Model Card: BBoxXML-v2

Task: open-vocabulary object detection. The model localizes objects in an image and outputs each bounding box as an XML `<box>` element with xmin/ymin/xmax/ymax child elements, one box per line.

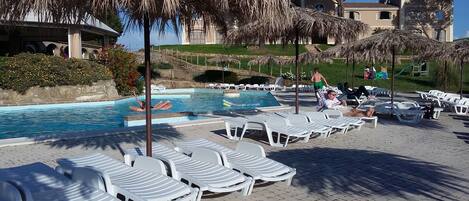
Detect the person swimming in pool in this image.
<box><xmin>129</xmin><ymin>92</ymin><xmax>172</xmax><ymax>112</ymax></box>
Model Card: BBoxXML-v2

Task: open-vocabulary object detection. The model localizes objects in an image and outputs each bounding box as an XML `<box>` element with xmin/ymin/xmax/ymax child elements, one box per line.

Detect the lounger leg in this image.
<box><xmin>241</xmin><ymin>177</ymin><xmax>253</xmax><ymax>196</ymax></box>
<box><xmin>285</xmin><ymin>176</ymin><xmax>293</xmax><ymax>186</ymax></box>
<box><xmin>239</xmin><ymin>124</ymin><xmax>248</xmax><ymax>140</ymax></box>
<box><xmin>225</xmin><ymin>122</ymin><xmax>234</xmax><ymax>140</ymax></box>
<box><xmin>195</xmin><ymin>190</ymin><xmax>203</xmax><ymax>201</ymax></box>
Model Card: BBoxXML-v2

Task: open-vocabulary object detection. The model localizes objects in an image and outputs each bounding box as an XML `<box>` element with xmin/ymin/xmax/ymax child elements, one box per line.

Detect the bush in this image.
<box><xmin>432</xmin><ymin>62</ymin><xmax>460</xmax><ymax>90</ymax></box>
<box><xmin>137</xmin><ymin>63</ymin><xmax>162</xmax><ymax>78</ymax></box>
<box><xmin>281</xmin><ymin>72</ymin><xmax>309</xmax><ymax>80</ymax></box>
<box><xmin>98</xmin><ymin>47</ymin><xmax>140</xmax><ymax>96</ymax></box>
<box><xmin>0</xmin><ymin>53</ymin><xmax>112</xmax><ymax>94</ymax></box>
<box><xmin>237</xmin><ymin>76</ymin><xmax>270</xmax><ymax>84</ymax></box>
<box><xmin>193</xmin><ymin>70</ymin><xmax>238</xmax><ymax>83</ymax></box>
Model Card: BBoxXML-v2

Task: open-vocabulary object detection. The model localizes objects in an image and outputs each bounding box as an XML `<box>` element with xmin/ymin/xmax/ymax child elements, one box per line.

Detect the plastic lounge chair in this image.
<box><xmin>453</xmin><ymin>98</ymin><xmax>469</xmax><ymax>115</ymax></box>
<box><xmin>124</xmin><ymin>144</ymin><xmax>252</xmax><ymax>201</ymax></box>
<box><xmin>0</xmin><ymin>163</ymin><xmax>118</xmax><ymax>201</ymax></box>
<box><xmin>57</xmin><ymin>153</ymin><xmax>198</xmax><ymax>201</ymax></box>
<box><xmin>301</xmin><ymin>112</ymin><xmax>350</xmax><ymax>135</ymax></box>
<box><xmin>261</xmin><ymin>114</ymin><xmax>312</xmax><ymax>147</ymax></box>
<box><xmin>373</xmin><ymin>102</ymin><xmax>424</xmax><ymax>124</ymax></box>
<box><xmin>275</xmin><ymin>112</ymin><xmax>334</xmax><ymax>137</ymax></box>
<box><xmin>322</xmin><ymin>109</ymin><xmax>365</xmax><ymax>130</ymax></box>
<box><xmin>175</xmin><ymin>139</ymin><xmax>296</xmax><ymax>195</ymax></box>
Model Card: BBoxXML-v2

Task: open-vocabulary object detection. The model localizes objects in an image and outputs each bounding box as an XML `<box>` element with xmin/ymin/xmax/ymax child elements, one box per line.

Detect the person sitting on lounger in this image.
<box><xmin>325</xmin><ymin>90</ymin><xmax>375</xmax><ymax>117</ymax></box>
<box><xmin>130</xmin><ymin>92</ymin><xmax>172</xmax><ymax>112</ymax></box>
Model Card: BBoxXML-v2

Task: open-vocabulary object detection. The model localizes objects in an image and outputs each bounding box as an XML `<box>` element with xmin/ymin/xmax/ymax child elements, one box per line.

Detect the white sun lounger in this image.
<box><xmin>275</xmin><ymin>112</ymin><xmax>333</xmax><ymax>137</ymax></box>
<box><xmin>322</xmin><ymin>109</ymin><xmax>365</xmax><ymax>130</ymax></box>
<box><xmin>0</xmin><ymin>162</ymin><xmax>118</xmax><ymax>201</ymax></box>
<box><xmin>300</xmin><ymin>112</ymin><xmax>350</xmax><ymax>135</ymax></box>
<box><xmin>124</xmin><ymin>143</ymin><xmax>252</xmax><ymax>201</ymax></box>
<box><xmin>57</xmin><ymin>153</ymin><xmax>198</xmax><ymax>201</ymax></box>
<box><xmin>176</xmin><ymin>139</ymin><xmax>296</xmax><ymax>195</ymax></box>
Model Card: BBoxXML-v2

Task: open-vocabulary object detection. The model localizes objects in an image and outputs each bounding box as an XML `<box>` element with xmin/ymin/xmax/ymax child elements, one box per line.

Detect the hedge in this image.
<box><xmin>0</xmin><ymin>53</ymin><xmax>112</xmax><ymax>94</ymax></box>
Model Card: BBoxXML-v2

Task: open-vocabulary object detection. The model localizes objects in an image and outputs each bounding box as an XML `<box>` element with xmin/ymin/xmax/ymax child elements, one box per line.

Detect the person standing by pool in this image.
<box><xmin>311</xmin><ymin>68</ymin><xmax>330</xmax><ymax>103</ymax></box>
<box><xmin>311</xmin><ymin>68</ymin><xmax>330</xmax><ymax>91</ymax></box>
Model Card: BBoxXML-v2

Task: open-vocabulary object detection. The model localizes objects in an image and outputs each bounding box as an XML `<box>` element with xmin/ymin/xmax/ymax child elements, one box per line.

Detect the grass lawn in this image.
<box><xmin>155</xmin><ymin>44</ymin><xmax>312</xmax><ymax>56</ymax></box>
<box><xmin>177</xmin><ymin>54</ymin><xmax>469</xmax><ymax>93</ymax></box>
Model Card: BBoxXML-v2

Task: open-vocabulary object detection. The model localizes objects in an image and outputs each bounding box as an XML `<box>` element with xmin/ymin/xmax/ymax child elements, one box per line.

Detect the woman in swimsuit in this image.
<box><xmin>129</xmin><ymin>92</ymin><xmax>172</xmax><ymax>112</ymax></box>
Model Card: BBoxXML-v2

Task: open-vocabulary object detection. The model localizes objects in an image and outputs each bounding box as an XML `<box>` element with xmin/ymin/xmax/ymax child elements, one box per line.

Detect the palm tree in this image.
<box><xmin>1</xmin><ymin>0</ymin><xmax>293</xmax><ymax>156</ymax></box>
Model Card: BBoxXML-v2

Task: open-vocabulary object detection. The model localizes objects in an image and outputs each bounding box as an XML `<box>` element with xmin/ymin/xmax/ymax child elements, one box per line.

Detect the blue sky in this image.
<box><xmin>117</xmin><ymin>0</ymin><xmax>469</xmax><ymax>50</ymax></box>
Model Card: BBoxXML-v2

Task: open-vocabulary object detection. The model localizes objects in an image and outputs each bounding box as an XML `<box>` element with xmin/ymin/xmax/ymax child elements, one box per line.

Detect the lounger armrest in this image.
<box><xmin>152</xmin><ymin>154</ymin><xmax>180</xmax><ymax>180</ymax></box>
<box><xmin>71</xmin><ymin>167</ymin><xmax>114</xmax><ymax>195</ymax></box>
<box><xmin>235</xmin><ymin>141</ymin><xmax>266</xmax><ymax>158</ymax></box>
<box><xmin>191</xmin><ymin>147</ymin><xmax>224</xmax><ymax>166</ymax></box>
<box><xmin>132</xmin><ymin>156</ymin><xmax>168</xmax><ymax>176</ymax></box>
<box><xmin>1</xmin><ymin>180</ymin><xmax>34</xmax><ymax>201</ymax></box>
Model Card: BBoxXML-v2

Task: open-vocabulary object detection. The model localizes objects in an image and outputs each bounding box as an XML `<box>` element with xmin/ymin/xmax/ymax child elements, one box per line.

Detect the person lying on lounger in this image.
<box><xmin>324</xmin><ymin>90</ymin><xmax>375</xmax><ymax>117</ymax></box>
<box><xmin>130</xmin><ymin>92</ymin><xmax>172</xmax><ymax>112</ymax></box>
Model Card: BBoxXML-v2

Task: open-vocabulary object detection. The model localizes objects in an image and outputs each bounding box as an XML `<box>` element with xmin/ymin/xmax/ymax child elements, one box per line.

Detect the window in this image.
<box><xmin>349</xmin><ymin>12</ymin><xmax>360</xmax><ymax>20</ymax></box>
<box><xmin>315</xmin><ymin>4</ymin><xmax>325</xmax><ymax>12</ymax></box>
<box><xmin>379</xmin><ymin>11</ymin><xmax>392</xmax><ymax>20</ymax></box>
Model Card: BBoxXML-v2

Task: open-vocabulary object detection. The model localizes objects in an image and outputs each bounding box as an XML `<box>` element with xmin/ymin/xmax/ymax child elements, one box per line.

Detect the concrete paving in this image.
<box><xmin>1</xmin><ymin>92</ymin><xmax>469</xmax><ymax>201</ymax></box>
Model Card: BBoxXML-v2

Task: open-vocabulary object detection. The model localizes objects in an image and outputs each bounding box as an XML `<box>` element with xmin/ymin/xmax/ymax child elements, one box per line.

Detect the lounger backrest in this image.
<box><xmin>126</xmin><ymin>144</ymin><xmax>190</xmax><ymax>165</ymax></box>
<box><xmin>304</xmin><ymin>112</ymin><xmax>327</xmax><ymax>121</ymax></box>
<box><xmin>284</xmin><ymin>113</ymin><xmax>309</xmax><ymax>124</ymax></box>
<box><xmin>58</xmin><ymin>153</ymin><xmax>130</xmax><ymax>177</ymax></box>
<box><xmin>323</xmin><ymin>109</ymin><xmax>343</xmax><ymax>118</ymax></box>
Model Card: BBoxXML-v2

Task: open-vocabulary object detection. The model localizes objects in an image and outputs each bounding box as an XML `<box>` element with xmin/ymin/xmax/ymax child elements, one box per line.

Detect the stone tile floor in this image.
<box><xmin>1</xmin><ymin>92</ymin><xmax>469</xmax><ymax>201</ymax></box>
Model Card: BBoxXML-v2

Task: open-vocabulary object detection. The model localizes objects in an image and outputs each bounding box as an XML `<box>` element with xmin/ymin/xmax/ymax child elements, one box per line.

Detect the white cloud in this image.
<box><xmin>466</xmin><ymin>30</ymin><xmax>469</xmax><ymax>37</ymax></box>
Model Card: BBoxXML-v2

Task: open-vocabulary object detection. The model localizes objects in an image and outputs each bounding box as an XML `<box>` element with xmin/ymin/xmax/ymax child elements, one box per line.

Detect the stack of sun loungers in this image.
<box><xmin>224</xmin><ymin>110</ymin><xmax>374</xmax><ymax>147</ymax></box>
<box><xmin>1</xmin><ymin>139</ymin><xmax>296</xmax><ymax>201</ymax></box>
<box><xmin>416</xmin><ymin>90</ymin><xmax>468</xmax><ymax>116</ymax></box>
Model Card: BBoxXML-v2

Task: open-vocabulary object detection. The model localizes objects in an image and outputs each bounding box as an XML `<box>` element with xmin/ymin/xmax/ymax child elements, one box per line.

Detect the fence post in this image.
<box><xmin>258</xmin><ymin>64</ymin><xmax>261</xmax><ymax>73</ymax></box>
<box><xmin>197</xmin><ymin>55</ymin><xmax>199</xmax><ymax>65</ymax></box>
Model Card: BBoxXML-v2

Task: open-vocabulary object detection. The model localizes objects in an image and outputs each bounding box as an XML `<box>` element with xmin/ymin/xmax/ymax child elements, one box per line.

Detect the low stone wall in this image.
<box><xmin>0</xmin><ymin>80</ymin><xmax>120</xmax><ymax>105</ymax></box>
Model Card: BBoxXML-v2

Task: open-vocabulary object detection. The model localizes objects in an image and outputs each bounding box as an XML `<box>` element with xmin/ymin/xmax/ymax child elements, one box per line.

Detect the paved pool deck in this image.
<box><xmin>1</xmin><ymin>92</ymin><xmax>469</xmax><ymax>201</ymax></box>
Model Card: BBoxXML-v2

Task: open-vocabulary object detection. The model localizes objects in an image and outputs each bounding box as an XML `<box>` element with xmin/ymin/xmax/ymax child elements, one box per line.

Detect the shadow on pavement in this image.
<box><xmin>41</xmin><ymin>124</ymin><xmax>184</xmax><ymax>155</ymax></box>
<box><xmin>268</xmin><ymin>148</ymin><xmax>469</xmax><ymax>200</ymax></box>
<box><xmin>453</xmin><ymin>132</ymin><xmax>469</xmax><ymax>144</ymax></box>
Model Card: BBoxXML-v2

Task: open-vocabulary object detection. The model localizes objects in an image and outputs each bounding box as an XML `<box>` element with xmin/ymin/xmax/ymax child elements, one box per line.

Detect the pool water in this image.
<box><xmin>0</xmin><ymin>90</ymin><xmax>279</xmax><ymax>139</ymax></box>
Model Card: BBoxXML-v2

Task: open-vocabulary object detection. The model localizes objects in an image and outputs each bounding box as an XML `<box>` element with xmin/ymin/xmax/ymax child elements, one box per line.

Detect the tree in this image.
<box><xmin>403</xmin><ymin>0</ymin><xmax>453</xmax><ymax>41</ymax></box>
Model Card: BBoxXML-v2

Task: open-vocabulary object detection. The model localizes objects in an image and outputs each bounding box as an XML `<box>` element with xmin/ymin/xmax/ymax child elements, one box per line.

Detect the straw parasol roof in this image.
<box><xmin>207</xmin><ymin>55</ymin><xmax>240</xmax><ymax>64</ymax></box>
<box><xmin>224</xmin><ymin>6</ymin><xmax>369</xmax><ymax>45</ymax></box>
<box><xmin>336</xmin><ymin>29</ymin><xmax>441</xmax><ymax>62</ymax></box>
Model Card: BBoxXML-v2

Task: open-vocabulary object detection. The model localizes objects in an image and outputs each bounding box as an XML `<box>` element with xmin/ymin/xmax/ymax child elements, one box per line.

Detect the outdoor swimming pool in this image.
<box><xmin>0</xmin><ymin>89</ymin><xmax>280</xmax><ymax>139</ymax></box>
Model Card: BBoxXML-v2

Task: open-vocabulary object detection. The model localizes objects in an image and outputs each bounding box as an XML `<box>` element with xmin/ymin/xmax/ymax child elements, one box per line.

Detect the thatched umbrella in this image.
<box><xmin>427</xmin><ymin>40</ymin><xmax>469</xmax><ymax>98</ymax></box>
<box><xmin>207</xmin><ymin>55</ymin><xmax>240</xmax><ymax>83</ymax></box>
<box><xmin>328</xmin><ymin>29</ymin><xmax>441</xmax><ymax>108</ymax></box>
<box><xmin>1</xmin><ymin>0</ymin><xmax>293</xmax><ymax>156</ymax></box>
<box><xmin>225</xmin><ymin>6</ymin><xmax>368</xmax><ymax>114</ymax></box>
<box><xmin>248</xmin><ymin>54</ymin><xmax>286</xmax><ymax>76</ymax></box>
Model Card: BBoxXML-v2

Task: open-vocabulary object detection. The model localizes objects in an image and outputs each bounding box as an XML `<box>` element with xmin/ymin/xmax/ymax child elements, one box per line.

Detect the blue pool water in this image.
<box><xmin>0</xmin><ymin>89</ymin><xmax>279</xmax><ymax>139</ymax></box>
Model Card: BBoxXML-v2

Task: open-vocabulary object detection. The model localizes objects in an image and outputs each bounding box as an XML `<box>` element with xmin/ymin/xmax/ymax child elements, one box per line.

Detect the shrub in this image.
<box><xmin>432</xmin><ymin>62</ymin><xmax>459</xmax><ymax>90</ymax></box>
<box><xmin>281</xmin><ymin>72</ymin><xmax>308</xmax><ymax>80</ymax></box>
<box><xmin>0</xmin><ymin>53</ymin><xmax>112</xmax><ymax>94</ymax></box>
<box><xmin>137</xmin><ymin>63</ymin><xmax>162</xmax><ymax>78</ymax></box>
<box><xmin>237</xmin><ymin>76</ymin><xmax>270</xmax><ymax>84</ymax></box>
<box><xmin>98</xmin><ymin>47</ymin><xmax>140</xmax><ymax>96</ymax></box>
<box><xmin>193</xmin><ymin>70</ymin><xmax>238</xmax><ymax>83</ymax></box>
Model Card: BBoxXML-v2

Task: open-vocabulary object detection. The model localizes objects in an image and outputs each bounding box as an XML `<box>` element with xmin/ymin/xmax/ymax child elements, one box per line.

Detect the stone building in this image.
<box><xmin>182</xmin><ymin>0</ymin><xmax>453</xmax><ymax>45</ymax></box>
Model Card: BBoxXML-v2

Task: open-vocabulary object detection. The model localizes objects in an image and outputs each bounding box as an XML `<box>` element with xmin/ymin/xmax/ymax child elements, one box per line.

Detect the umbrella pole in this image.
<box><xmin>460</xmin><ymin>59</ymin><xmax>464</xmax><ymax>99</ymax></box>
<box><xmin>295</xmin><ymin>28</ymin><xmax>300</xmax><ymax>114</ymax></box>
<box><xmin>391</xmin><ymin>47</ymin><xmax>396</xmax><ymax>113</ymax></box>
<box><xmin>144</xmin><ymin>15</ymin><xmax>153</xmax><ymax>157</ymax></box>
<box><xmin>351</xmin><ymin>55</ymin><xmax>355</xmax><ymax>88</ymax></box>
<box><xmin>346</xmin><ymin>56</ymin><xmax>349</xmax><ymax>83</ymax></box>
